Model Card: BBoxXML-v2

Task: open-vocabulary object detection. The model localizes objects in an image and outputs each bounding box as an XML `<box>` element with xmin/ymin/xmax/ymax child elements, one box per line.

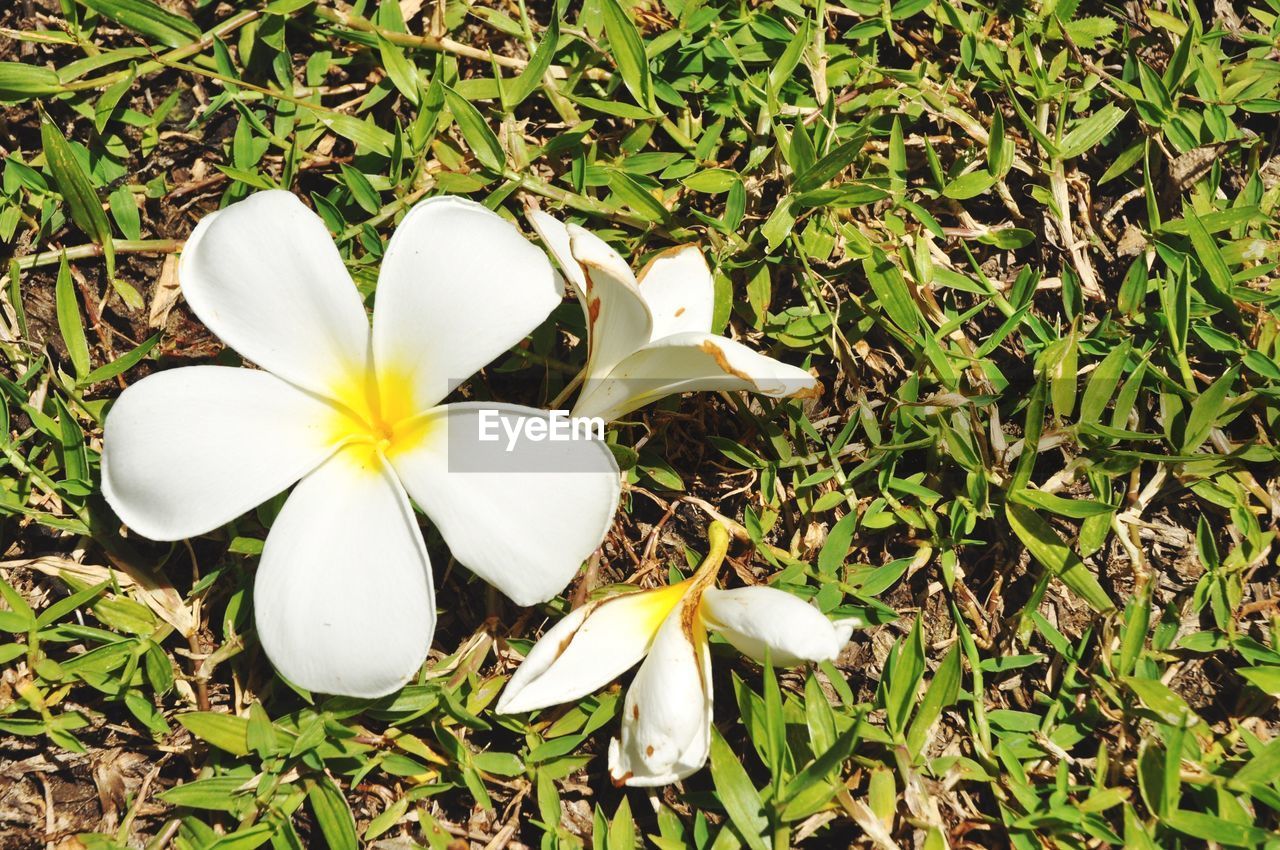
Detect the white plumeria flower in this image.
<box><xmin>497</xmin><ymin>523</ymin><xmax>855</xmax><ymax>786</ymax></box>
<box><xmin>102</xmin><ymin>191</ymin><xmax>621</xmax><ymax>699</ymax></box>
<box><xmin>526</xmin><ymin>211</ymin><xmax>820</xmax><ymax>422</ymax></box>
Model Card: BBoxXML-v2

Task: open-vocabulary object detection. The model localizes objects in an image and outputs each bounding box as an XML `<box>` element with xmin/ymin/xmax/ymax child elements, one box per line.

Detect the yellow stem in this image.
<box><xmin>691</xmin><ymin>522</ymin><xmax>731</xmax><ymax>586</ymax></box>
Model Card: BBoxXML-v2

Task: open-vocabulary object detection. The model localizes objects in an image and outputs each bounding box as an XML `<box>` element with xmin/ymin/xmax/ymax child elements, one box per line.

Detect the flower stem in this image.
<box><xmin>548</xmin><ymin>366</ymin><xmax>586</xmax><ymax>409</ymax></box>
<box><xmin>692</xmin><ymin>521</ymin><xmax>731</xmax><ymax>585</ymax></box>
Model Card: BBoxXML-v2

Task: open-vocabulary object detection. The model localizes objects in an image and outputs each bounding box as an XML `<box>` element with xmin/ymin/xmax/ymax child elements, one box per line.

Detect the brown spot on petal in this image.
<box><xmin>699</xmin><ymin>340</ymin><xmax>752</xmax><ymax>382</ymax></box>
<box><xmin>632</xmin><ymin>704</ymin><xmax>640</xmax><ymax>720</ymax></box>
<box><xmin>611</xmin><ymin>772</ymin><xmax>633</xmax><ymax>787</ymax></box>
<box><xmin>680</xmin><ymin>597</ymin><xmax>698</xmax><ymax>640</ymax></box>
<box><xmin>674</xmin><ymin>307</ymin><xmax>686</xmax><ymax>317</ymax></box>
<box><xmin>588</xmin><ymin>297</ymin><xmax>601</xmax><ymax>326</ymax></box>
<box><xmin>646</xmin><ymin>745</ymin><xmax>655</xmax><ymax>757</ymax></box>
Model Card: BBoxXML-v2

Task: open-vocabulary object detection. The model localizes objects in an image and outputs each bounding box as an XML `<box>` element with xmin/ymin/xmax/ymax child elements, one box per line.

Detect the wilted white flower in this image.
<box><xmin>102</xmin><ymin>191</ymin><xmax>620</xmax><ymax>698</ymax></box>
<box><xmin>497</xmin><ymin>523</ymin><xmax>856</xmax><ymax>786</ymax></box>
<box><xmin>527</xmin><ymin>211</ymin><xmax>819</xmax><ymax>422</ymax></box>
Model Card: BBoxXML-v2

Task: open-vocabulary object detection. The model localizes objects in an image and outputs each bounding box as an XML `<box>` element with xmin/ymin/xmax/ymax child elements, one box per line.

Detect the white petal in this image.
<box><xmin>101</xmin><ymin>366</ymin><xmax>342</xmax><ymax>541</ymax></box>
<box><xmin>179</xmin><ymin>191</ymin><xmax>371</xmax><ymax>398</ymax></box>
<box><xmin>497</xmin><ymin>581</ymin><xmax>690</xmax><ymax>713</ymax></box>
<box><xmin>636</xmin><ymin>245</ymin><xmax>716</xmax><ymax>340</ymax></box>
<box><xmin>608</xmin><ymin>599</ymin><xmax>713</xmax><ymax>786</ymax></box>
<box><xmin>373</xmin><ymin>196</ymin><xmax>561</xmax><ymax>409</ymax></box>
<box><xmin>564</xmin><ymin>225</ymin><xmax>654</xmax><ymax>396</ymax></box>
<box><xmin>701</xmin><ymin>586</ymin><xmax>851</xmax><ymax>666</ymax></box>
<box><xmin>527</xmin><ymin>209</ymin><xmax>587</xmax><ymax>297</ymax></box>
<box><xmin>572</xmin><ymin>331</ymin><xmax>819</xmax><ymax>422</ymax></box>
<box><xmin>386</xmin><ymin>402</ymin><xmax>620</xmax><ymax>607</ymax></box>
<box><xmin>254</xmin><ymin>449</ymin><xmax>435</xmax><ymax>698</ymax></box>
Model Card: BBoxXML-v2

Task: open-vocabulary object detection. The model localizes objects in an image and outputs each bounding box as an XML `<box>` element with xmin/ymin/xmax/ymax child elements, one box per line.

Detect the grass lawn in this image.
<box><xmin>2</xmin><ymin>0</ymin><xmax>1280</xmax><ymax>847</ymax></box>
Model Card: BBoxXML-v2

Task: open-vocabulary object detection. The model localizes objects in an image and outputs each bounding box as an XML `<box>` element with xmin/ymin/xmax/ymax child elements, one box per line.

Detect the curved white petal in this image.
<box><xmin>572</xmin><ymin>331</ymin><xmax>819</xmax><ymax>422</ymax></box>
<box><xmin>386</xmin><ymin>402</ymin><xmax>620</xmax><ymax>607</ymax></box>
<box><xmin>636</xmin><ymin>245</ymin><xmax>715</xmax><ymax>340</ymax></box>
<box><xmin>497</xmin><ymin>582</ymin><xmax>690</xmax><ymax>714</ymax></box>
<box><xmin>101</xmin><ymin>366</ymin><xmax>342</xmax><ymax>541</ymax></box>
<box><xmin>373</xmin><ymin>196</ymin><xmax>561</xmax><ymax>409</ymax></box>
<box><xmin>701</xmin><ymin>586</ymin><xmax>851</xmax><ymax>666</ymax></box>
<box><xmin>527</xmin><ymin>209</ymin><xmax>587</xmax><ymax>298</ymax></box>
<box><xmin>179</xmin><ymin>191</ymin><xmax>371</xmax><ymax>398</ymax></box>
<box><xmin>254</xmin><ymin>449</ymin><xmax>435</xmax><ymax>698</ymax></box>
<box><xmin>565</xmin><ymin>225</ymin><xmax>653</xmax><ymax>395</ymax></box>
<box><xmin>608</xmin><ymin>599</ymin><xmax>713</xmax><ymax>787</ymax></box>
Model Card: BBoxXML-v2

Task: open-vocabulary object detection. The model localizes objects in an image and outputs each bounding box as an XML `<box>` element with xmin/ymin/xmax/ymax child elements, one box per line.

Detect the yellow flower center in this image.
<box><xmin>327</xmin><ymin>364</ymin><xmax>430</xmax><ymax>469</ymax></box>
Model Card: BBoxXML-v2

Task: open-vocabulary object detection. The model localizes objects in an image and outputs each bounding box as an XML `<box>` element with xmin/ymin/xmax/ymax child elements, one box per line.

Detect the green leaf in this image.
<box><xmin>885</xmin><ymin>617</ymin><xmax>926</xmax><ymax>737</ymax></box>
<box><xmin>1238</xmin><ymin>665</ymin><xmax>1280</xmax><ymax>696</ymax></box>
<box><xmin>94</xmin><ymin>64</ymin><xmax>136</xmax><ymax>133</ymax></box>
<box><xmin>794</xmin><ymin>136</ymin><xmax>866</xmax><ymax>193</ymax></box>
<box><xmin>987</xmin><ymin>106</ymin><xmax>1011</xmax><ymax>177</ymax></box>
<box><xmin>1182</xmin><ymin>367</ymin><xmax>1237</xmax><ymax>452</ymax></box>
<box><xmin>906</xmin><ymin>644</ymin><xmax>961</xmax><ymax>759</ymax></box>
<box><xmin>942</xmin><ymin>169</ymin><xmax>997</xmax><ymax>200</ymax></box>
<box><xmin>760</xmin><ymin>655</ymin><xmax>785</xmax><ymax>783</ymax></box>
<box><xmin>818</xmin><ymin>510</ymin><xmax>857</xmax><ymax>574</ymax></box>
<box><xmin>709</xmin><ymin>726</ymin><xmax>769</xmax><ymax>850</ymax></box>
<box><xmin>246</xmin><ymin>701</ymin><xmax>277</xmax><ymax>757</ymax></box>
<box><xmin>1164</xmin><ymin>810</ymin><xmax>1268</xmax><ymax>848</ymax></box>
<box><xmin>55</xmin><ymin>253</ymin><xmax>91</xmax><ymax>379</ymax></box>
<box><xmin>683</xmin><ymin>168</ymin><xmax>739</xmax><ymax>194</ymax></box>
<box><xmin>206</xmin><ymin>823</ymin><xmax>274</xmax><ymax>850</ymax></box>
<box><xmin>338</xmin><ymin>163</ymin><xmax>380</xmax><ymax>214</ymax></box>
<box><xmin>1184</xmin><ymin>207</ymin><xmax>1234</xmax><ymax>293</ymax></box>
<box><xmin>307</xmin><ymin>775</ymin><xmax>359</xmax><ymax>850</ymax></box>
<box><xmin>0</xmin><ymin>578</ymin><xmax>36</xmax><ymax>629</ymax></box>
<box><xmin>1057</xmin><ymin>105</ymin><xmax>1126</xmax><ymax>159</ymax></box>
<box><xmin>1008</xmin><ymin>488</ymin><xmax>1113</xmax><ymax>518</ymax></box>
<box><xmin>0</xmin><ymin>63</ymin><xmax>62</xmax><ymax>99</ymax></box>
<box><xmin>1064</xmin><ymin>15</ymin><xmax>1118</xmax><ymax>44</ymax></box>
<box><xmin>158</xmin><ymin>777</ymin><xmax>250</xmax><ymax>811</ymax></box>
<box><xmin>761</xmin><ymin>194</ymin><xmax>797</xmax><ymax>252</ymax></box>
<box><xmin>609</xmin><ymin>171</ymin><xmax>669</xmax><ymax>222</ymax></box>
<box><xmin>1079</xmin><ymin>338</ymin><xmax>1132</xmax><ymax>424</ymax></box>
<box><xmin>600</xmin><ymin>0</ymin><xmax>654</xmax><ymax>110</ymax></box>
<box><xmin>508</xmin><ymin>12</ymin><xmax>559</xmax><ymax>106</ymax></box>
<box><xmin>709</xmin><ymin>436</ymin><xmax>765</xmax><ymax>469</ymax></box>
<box><xmin>177</xmin><ymin>712</ymin><xmax>250</xmax><ymax>756</ymax></box>
<box><xmin>976</xmin><ymin>227</ymin><xmax>1035</xmax><ymax>249</ymax></box>
<box><xmin>768</xmin><ymin>20</ymin><xmax>809</xmax><ymax>99</ymax></box>
<box><xmin>377</xmin><ymin>36</ymin><xmax>420</xmax><ymax>105</ymax></box>
<box><xmin>108</xmin><ymin>184</ymin><xmax>140</xmax><ymax>240</ymax></box>
<box><xmin>316</xmin><ymin>112</ymin><xmax>394</xmax><ymax>156</ymax></box>
<box><xmin>1005</xmin><ymin>503</ymin><xmax>1115</xmax><ymax>613</ymax></box>
<box><xmin>35</xmin><ymin>580</ymin><xmax>107</xmax><ymax>628</ymax></box>
<box><xmin>862</xmin><ymin>249</ymin><xmax>920</xmax><ymax>333</ymax></box>
<box><xmin>609</xmin><ymin>795</ymin><xmax>637</xmax><ymax>850</ymax></box>
<box><xmin>81</xmin><ymin>332</ymin><xmax>160</xmax><ymax>386</ymax></box>
<box><xmin>41</xmin><ymin>115</ymin><xmax>116</xmax><ymax>278</ymax></box>
<box><xmin>443</xmin><ymin>85</ymin><xmax>505</xmax><ymax>172</ymax></box>
<box><xmin>1044</xmin><ymin>329</ymin><xmax>1079</xmax><ymax>420</ymax></box>
<box><xmin>779</xmin><ymin>722</ymin><xmax>859</xmax><ymax>820</ymax></box>
<box><xmin>81</xmin><ymin>0</ymin><xmax>201</xmax><ymax>49</ymax></box>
